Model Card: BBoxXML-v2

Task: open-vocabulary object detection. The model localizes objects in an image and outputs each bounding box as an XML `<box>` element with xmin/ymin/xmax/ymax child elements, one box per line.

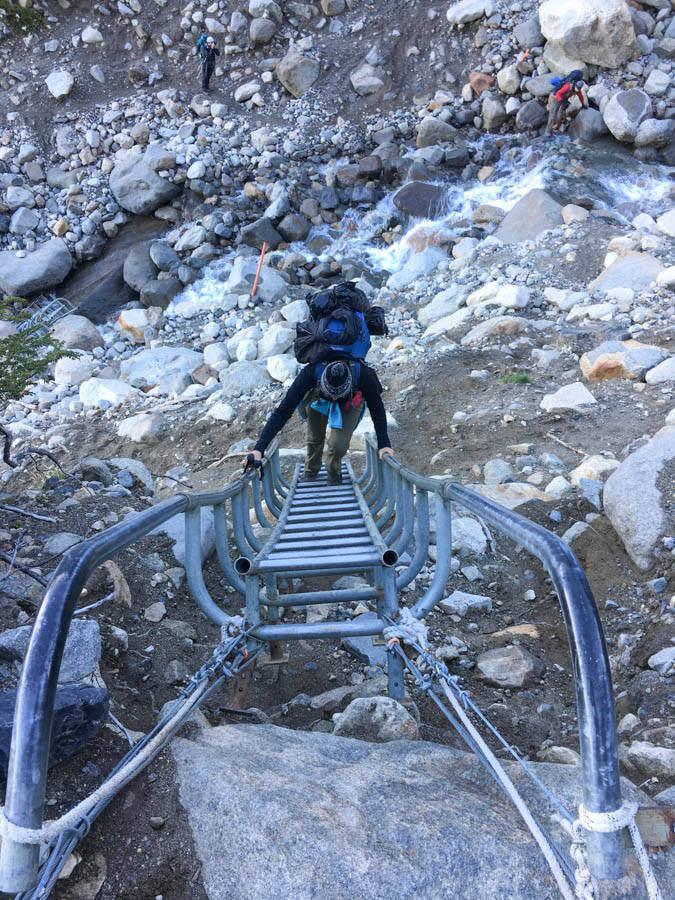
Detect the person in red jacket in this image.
<box><xmin>546</xmin><ymin>71</ymin><xmax>587</xmax><ymax>135</ymax></box>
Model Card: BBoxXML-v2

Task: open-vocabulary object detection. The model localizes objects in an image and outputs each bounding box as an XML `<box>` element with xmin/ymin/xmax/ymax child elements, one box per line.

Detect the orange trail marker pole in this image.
<box><xmin>250</xmin><ymin>241</ymin><xmax>268</xmax><ymax>299</ymax></box>
<box><xmin>517</xmin><ymin>48</ymin><xmax>530</xmax><ymax>64</ymax></box>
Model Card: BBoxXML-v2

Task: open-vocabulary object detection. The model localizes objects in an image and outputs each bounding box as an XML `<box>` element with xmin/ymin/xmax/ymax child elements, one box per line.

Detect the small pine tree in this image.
<box><xmin>0</xmin><ymin>297</ymin><xmax>75</xmax><ymax>404</ymax></box>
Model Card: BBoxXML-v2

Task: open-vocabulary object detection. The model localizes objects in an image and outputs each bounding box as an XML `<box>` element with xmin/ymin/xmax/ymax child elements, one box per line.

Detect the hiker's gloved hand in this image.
<box><xmin>248</xmin><ymin>450</ymin><xmax>263</xmax><ymax>463</ymax></box>
<box><xmin>378</xmin><ymin>447</ymin><xmax>394</xmax><ymax>461</ymax></box>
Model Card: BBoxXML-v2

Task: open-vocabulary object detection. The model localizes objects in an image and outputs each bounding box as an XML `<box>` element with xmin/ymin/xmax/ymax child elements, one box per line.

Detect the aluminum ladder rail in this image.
<box><xmin>0</xmin><ymin>437</ymin><xmax>625</xmax><ymax>893</ymax></box>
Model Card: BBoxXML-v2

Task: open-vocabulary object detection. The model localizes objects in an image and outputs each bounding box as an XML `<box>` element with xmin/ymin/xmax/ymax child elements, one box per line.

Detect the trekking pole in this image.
<box><xmin>250</xmin><ymin>241</ymin><xmax>268</xmax><ymax>299</ymax></box>
<box><xmin>517</xmin><ymin>48</ymin><xmax>530</xmax><ymax>64</ymax></box>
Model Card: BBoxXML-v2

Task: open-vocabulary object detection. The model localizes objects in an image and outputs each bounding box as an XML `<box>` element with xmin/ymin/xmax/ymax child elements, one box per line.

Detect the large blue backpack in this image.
<box><xmin>294</xmin><ymin>282</ymin><xmax>376</xmax><ymax>365</ymax></box>
<box><xmin>197</xmin><ymin>34</ymin><xmax>209</xmax><ymax>57</ymax></box>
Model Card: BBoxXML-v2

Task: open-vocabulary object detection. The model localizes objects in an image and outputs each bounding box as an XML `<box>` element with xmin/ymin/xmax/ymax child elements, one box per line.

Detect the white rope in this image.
<box><xmin>220</xmin><ymin>614</ymin><xmax>245</xmax><ymax>639</ymax></box>
<box><xmin>0</xmin><ymin>679</ymin><xmax>209</xmax><ymax>845</ymax></box>
<box><xmin>437</xmin><ymin>679</ymin><xmax>577</xmax><ymax>900</ymax></box>
<box><xmin>576</xmin><ymin>802</ymin><xmax>664</xmax><ymax>900</ymax></box>
<box><xmin>382</xmin><ymin>607</ymin><xmax>429</xmax><ymax>649</ymax></box>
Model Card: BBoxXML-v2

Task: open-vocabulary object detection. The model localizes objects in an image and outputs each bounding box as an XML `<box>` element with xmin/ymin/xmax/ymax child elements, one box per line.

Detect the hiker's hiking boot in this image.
<box><xmin>300</xmin><ymin>472</ymin><xmax>319</xmax><ymax>483</ymax></box>
<box><xmin>326</xmin><ymin>475</ymin><xmax>343</xmax><ymax>486</ymax></box>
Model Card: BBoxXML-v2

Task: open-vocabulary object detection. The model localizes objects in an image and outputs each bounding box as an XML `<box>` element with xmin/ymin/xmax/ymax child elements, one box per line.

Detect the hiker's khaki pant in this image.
<box><xmin>305</xmin><ymin>400</ymin><xmax>364</xmax><ymax>481</ymax></box>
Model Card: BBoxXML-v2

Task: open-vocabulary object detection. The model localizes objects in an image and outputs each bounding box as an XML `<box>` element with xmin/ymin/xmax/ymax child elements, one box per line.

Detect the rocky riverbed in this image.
<box><xmin>1</xmin><ymin>0</ymin><xmax>675</xmax><ymax>898</ymax></box>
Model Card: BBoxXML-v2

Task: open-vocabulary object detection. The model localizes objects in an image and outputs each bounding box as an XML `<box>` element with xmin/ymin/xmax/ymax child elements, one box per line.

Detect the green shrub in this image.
<box><xmin>499</xmin><ymin>372</ymin><xmax>532</xmax><ymax>385</ymax></box>
<box><xmin>0</xmin><ymin>297</ymin><xmax>75</xmax><ymax>403</ymax></box>
<box><xmin>0</xmin><ymin>1</ymin><xmax>47</xmax><ymax>35</ymax></box>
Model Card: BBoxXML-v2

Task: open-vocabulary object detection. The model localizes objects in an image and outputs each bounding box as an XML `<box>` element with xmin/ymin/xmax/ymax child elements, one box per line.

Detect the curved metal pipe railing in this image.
<box><xmin>0</xmin><ymin>433</ymin><xmax>624</xmax><ymax>891</ymax></box>
<box><xmin>0</xmin><ymin>445</ymin><xmax>280</xmax><ymax>893</ymax></box>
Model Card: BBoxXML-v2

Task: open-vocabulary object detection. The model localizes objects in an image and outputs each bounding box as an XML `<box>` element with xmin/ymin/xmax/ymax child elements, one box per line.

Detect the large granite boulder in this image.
<box><xmin>446</xmin><ymin>0</ymin><xmax>494</xmax><ymax>26</ymax></box>
<box><xmin>588</xmin><ymin>252</ymin><xmax>664</xmax><ymax>294</ymax></box>
<box><xmin>494</xmin><ymin>190</ymin><xmax>563</xmax><ymax>244</ymax></box>
<box><xmin>123</xmin><ymin>243</ymin><xmax>159</xmax><ymax>292</ymax></box>
<box><xmin>604</xmin><ymin>430</ymin><xmax>675</xmax><ymax>569</ymax></box>
<box><xmin>567</xmin><ymin>108</ymin><xmax>608</xmax><ymax>142</ymax></box>
<box><xmin>0</xmin><ymin>239</ymin><xmax>72</xmax><ymax>295</ymax></box>
<box><xmin>171</xmin><ymin>723</ymin><xmax>673</xmax><ymax>900</ymax></box>
<box><xmin>602</xmin><ymin>90</ymin><xmax>652</xmax><ymax>144</ymax></box>
<box><xmin>120</xmin><ymin>346</ymin><xmax>204</xmax><ymax>389</ymax></box>
<box><xmin>110</xmin><ymin>148</ymin><xmax>180</xmax><ymax>215</ymax></box>
<box><xmin>393</xmin><ymin>182</ymin><xmax>447</xmax><ymax>219</ymax></box>
<box><xmin>276</xmin><ymin>46</ymin><xmax>320</xmax><ymax>98</ymax></box>
<box><xmin>539</xmin><ymin>0</ymin><xmax>637</xmax><ymax>68</ymax></box>
<box><xmin>51</xmin><ymin>314</ymin><xmax>104</xmax><ymax>351</ymax></box>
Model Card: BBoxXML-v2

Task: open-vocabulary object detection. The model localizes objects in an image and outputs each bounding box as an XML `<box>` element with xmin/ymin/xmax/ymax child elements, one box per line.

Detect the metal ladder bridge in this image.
<box><xmin>0</xmin><ymin>438</ymin><xmax>629</xmax><ymax>894</ymax></box>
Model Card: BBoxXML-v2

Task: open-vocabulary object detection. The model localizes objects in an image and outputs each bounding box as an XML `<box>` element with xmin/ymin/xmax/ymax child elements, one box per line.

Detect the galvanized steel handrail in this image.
<box><xmin>0</xmin><ymin>432</ymin><xmax>625</xmax><ymax>894</ymax></box>
<box><xmin>363</xmin><ymin>435</ymin><xmax>623</xmax><ymax>882</ymax></box>
<box><xmin>0</xmin><ymin>443</ymin><xmax>280</xmax><ymax>893</ymax></box>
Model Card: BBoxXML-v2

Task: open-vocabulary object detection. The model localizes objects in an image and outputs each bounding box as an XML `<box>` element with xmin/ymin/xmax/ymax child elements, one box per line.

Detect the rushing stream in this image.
<box><xmin>175</xmin><ymin>134</ymin><xmax>674</xmax><ymax>309</ymax></box>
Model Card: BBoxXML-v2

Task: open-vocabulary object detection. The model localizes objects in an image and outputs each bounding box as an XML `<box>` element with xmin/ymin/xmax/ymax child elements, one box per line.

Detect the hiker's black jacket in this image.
<box><xmin>254</xmin><ymin>363</ymin><xmax>390</xmax><ymax>454</ymax></box>
<box><xmin>200</xmin><ymin>46</ymin><xmax>220</xmax><ymax>65</ymax></box>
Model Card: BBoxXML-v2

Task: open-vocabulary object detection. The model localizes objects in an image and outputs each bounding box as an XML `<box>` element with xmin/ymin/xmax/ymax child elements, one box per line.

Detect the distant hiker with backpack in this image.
<box><xmin>546</xmin><ymin>70</ymin><xmax>587</xmax><ymax>135</ymax></box>
<box><xmin>247</xmin><ymin>283</ymin><xmax>393</xmax><ymax>485</ymax></box>
<box><xmin>197</xmin><ymin>34</ymin><xmax>219</xmax><ymax>91</ymax></box>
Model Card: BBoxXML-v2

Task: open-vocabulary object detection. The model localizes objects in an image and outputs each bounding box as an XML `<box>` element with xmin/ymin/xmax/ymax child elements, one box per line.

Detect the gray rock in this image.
<box><xmin>567</xmin><ymin>108</ymin><xmax>608</xmax><ymax>142</ymax></box>
<box><xmin>604</xmin><ymin>431</ymin><xmax>675</xmax><ymax>569</ymax></box>
<box><xmin>277</xmin><ymin>212</ymin><xmax>311</xmax><ymax>243</ymax></box>
<box><xmin>9</xmin><ymin>207</ymin><xmax>39</xmax><ymax>236</ymax></box>
<box><xmin>250</xmin><ymin>18</ymin><xmax>277</xmax><ymax>44</ymax></box>
<box><xmin>440</xmin><ymin>590</ymin><xmax>492</xmax><ymax>616</ymax></box>
<box><xmin>333</xmin><ymin>697</ymin><xmax>419</xmax><ymax>742</ymax></box>
<box><xmin>109</xmin><ymin>457</ymin><xmax>154</xmax><ymax>493</ymax></box>
<box><xmin>110</xmin><ymin>150</ymin><xmax>181</xmax><ymax>215</ymax></box>
<box><xmin>43</xmin><ymin>532</ymin><xmax>81</xmax><ymax>555</ymax></box>
<box><xmin>647</xmin><ymin>647</ymin><xmax>675</xmax><ymax>676</ymax></box>
<box><xmin>515</xmin><ymin>100</ymin><xmax>548</xmax><ymax>130</ymax></box>
<box><xmin>621</xmin><ymin>741</ymin><xmax>675</xmax><ymax>779</ymax></box>
<box><xmin>483</xmin><ymin>459</ymin><xmax>513</xmax><ymax>485</ymax></box>
<box><xmin>386</xmin><ymin>246</ymin><xmax>447</xmax><ymax>291</ymax></box>
<box><xmin>494</xmin><ymin>190</ymin><xmax>563</xmax><ymax>243</ymax></box>
<box><xmin>635</xmin><ymin>118</ymin><xmax>675</xmax><ymax>148</ymax></box>
<box><xmin>540</xmin><ymin>382</ymin><xmax>596</xmax><ymax>412</ymax></box>
<box><xmin>0</xmin><ymin>685</ymin><xmax>108</xmax><ymax>782</ymax></box>
<box><xmin>393</xmin><ymin>182</ymin><xmax>447</xmax><ymax>219</ymax></box>
<box><xmin>416</xmin><ymin>117</ymin><xmax>458</xmax><ymax>147</ymax></box>
<box><xmin>46</xmin><ymin>167</ymin><xmax>80</xmax><ymax>190</ymax></box>
<box><xmin>118</xmin><ymin>413</ymin><xmax>166</xmax><ymax>443</ymax></box>
<box><xmin>539</xmin><ymin>0</ymin><xmax>637</xmax><ymax>68</ymax></box>
<box><xmin>79</xmin><ymin>456</ymin><xmax>114</xmax><ymax>486</ymax></box>
<box><xmin>151</xmin><ymin>507</ymin><xmax>214</xmax><ymax>565</ymax></box>
<box><xmin>239</xmin><ymin>217</ymin><xmax>283</xmax><ymax>251</ymax></box>
<box><xmin>219</xmin><ymin>360</ymin><xmax>272</xmax><ymax>397</ymax></box>
<box><xmin>120</xmin><ymin>346</ymin><xmax>204</xmax><ymax>390</ymax></box>
<box><xmin>342</xmin><ymin>613</ymin><xmax>388</xmax><ymax>667</ymax></box>
<box><xmin>55</xmin><ymin>126</ymin><xmax>79</xmax><ymax>158</ymax></box>
<box><xmin>123</xmin><ymin>243</ymin><xmax>159</xmax><ymax>293</ymax></box>
<box><xmin>150</xmin><ymin>241</ymin><xmax>181</xmax><ymax>271</ymax></box>
<box><xmin>277</xmin><ymin>46</ymin><xmax>320</xmax><ymax>98</ymax></box>
<box><xmin>646</xmin><ymin>357</ymin><xmax>675</xmax><ymax>385</ymax></box>
<box><xmin>482</xmin><ymin>96</ymin><xmax>506</xmax><ymax>132</ymax></box>
<box><xmin>446</xmin><ymin>0</ymin><xmax>492</xmax><ymax>26</ymax></box>
<box><xmin>350</xmin><ymin>64</ymin><xmax>385</xmax><ymax>97</ymax></box>
<box><xmin>588</xmin><ymin>252</ymin><xmax>664</xmax><ymax>294</ymax></box>
<box><xmin>452</xmin><ymin>517</ymin><xmax>488</xmax><ymax>555</ymax></box>
<box><xmin>476</xmin><ymin>645</ymin><xmax>543</xmax><ymax>689</ymax></box>
<box><xmin>226</xmin><ymin>256</ymin><xmax>288</xmax><ymax>306</ymax></box>
<box><xmin>164</xmin><ymin>659</ymin><xmax>189</xmax><ymax>684</ymax></box>
<box><xmin>602</xmin><ymin>90</ymin><xmax>652</xmax><ymax>144</ymax></box>
<box><xmin>45</xmin><ymin>70</ymin><xmax>74</xmax><ymax>99</ymax></box>
<box><xmin>0</xmin><ymin>618</ymin><xmax>101</xmax><ymax>684</ymax></box>
<box><xmin>0</xmin><ymin>238</ymin><xmax>72</xmax><ymax>295</ymax></box>
<box><xmin>172</xmin><ymin>724</ymin><xmax>672</xmax><ymax>899</ymax></box>
<box><xmin>418</xmin><ymin>286</ymin><xmax>467</xmax><ymax>328</ymax></box>
<box><xmin>514</xmin><ymin>15</ymin><xmax>543</xmax><ymax>49</ymax></box>
<box><xmin>51</xmin><ymin>315</ymin><xmax>104</xmax><ymax>351</ymax></box>
<box><xmin>140</xmin><ymin>278</ymin><xmax>182</xmax><ymax>310</ymax></box>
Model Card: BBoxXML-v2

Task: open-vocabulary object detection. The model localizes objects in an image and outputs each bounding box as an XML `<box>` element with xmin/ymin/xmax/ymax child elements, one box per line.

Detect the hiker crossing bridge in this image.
<box><xmin>0</xmin><ymin>439</ymin><xmax>663</xmax><ymax>899</ymax></box>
